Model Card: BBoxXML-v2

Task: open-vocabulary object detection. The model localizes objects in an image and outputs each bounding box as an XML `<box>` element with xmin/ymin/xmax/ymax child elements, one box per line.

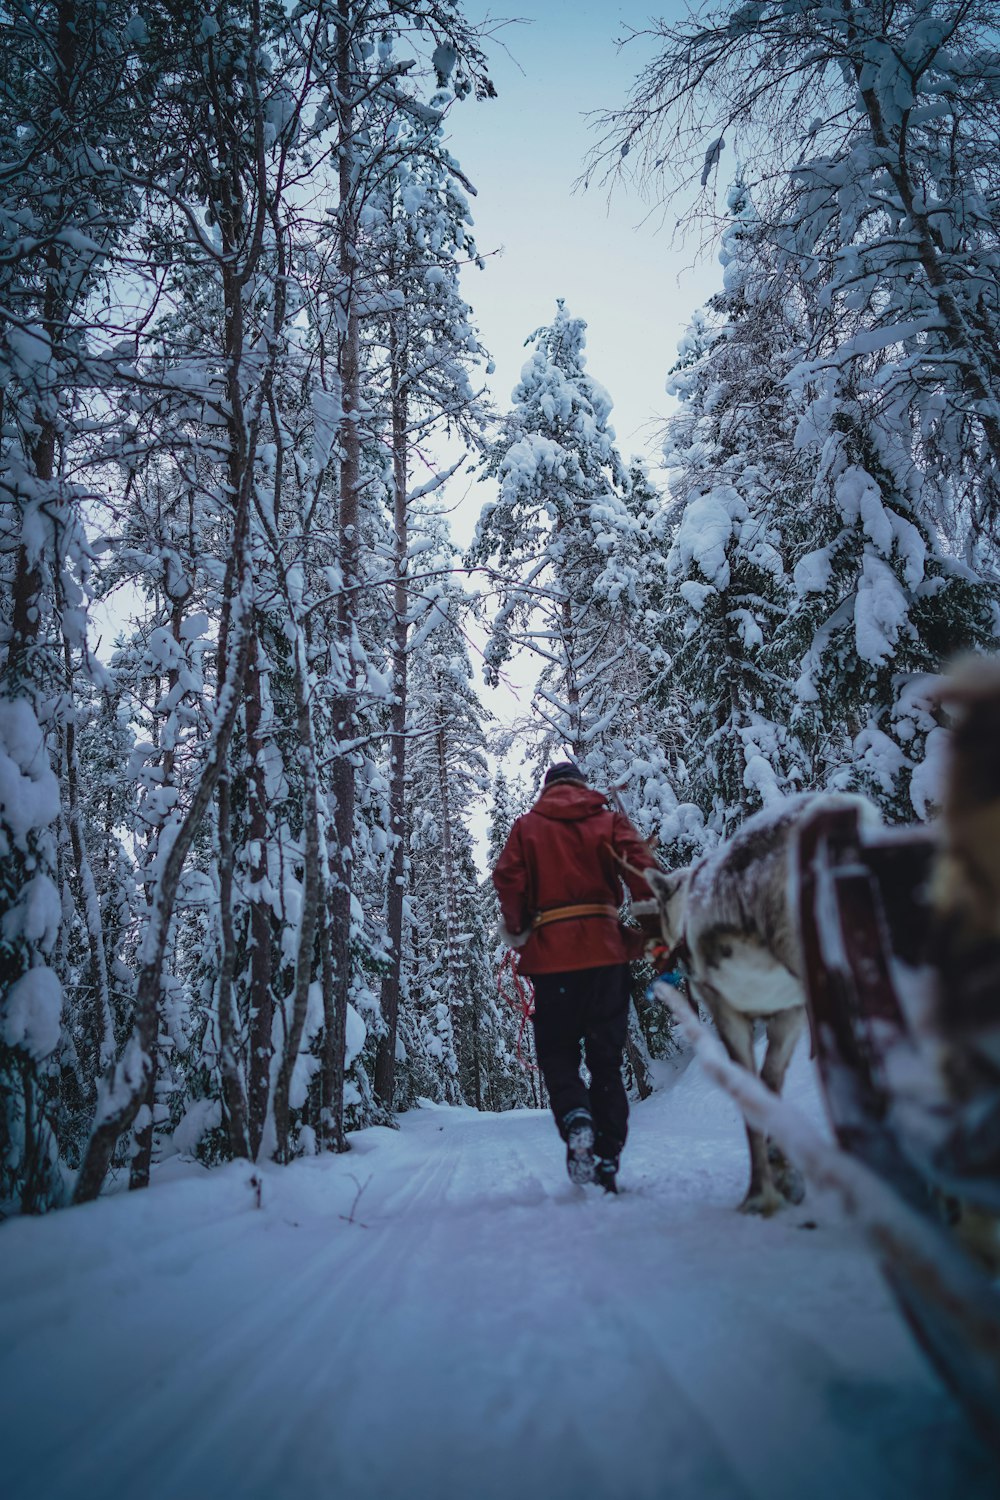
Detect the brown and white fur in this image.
<box><xmin>930</xmin><ymin>658</ymin><xmax>1000</xmax><ymax>1271</ymax></box>
<box><xmin>932</xmin><ymin>656</ymin><xmax>1000</xmax><ymax>948</ymax></box>
<box><xmin>635</xmin><ymin>792</ymin><xmax>880</xmax><ymax>1215</ymax></box>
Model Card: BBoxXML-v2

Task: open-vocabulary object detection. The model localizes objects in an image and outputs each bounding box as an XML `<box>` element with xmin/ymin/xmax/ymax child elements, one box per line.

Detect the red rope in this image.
<box><xmin>497</xmin><ymin>949</ymin><xmax>537</xmax><ymax>1070</ymax></box>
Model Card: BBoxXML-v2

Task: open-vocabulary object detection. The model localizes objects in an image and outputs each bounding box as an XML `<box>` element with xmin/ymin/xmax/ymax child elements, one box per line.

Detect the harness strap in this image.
<box><xmin>646</xmin><ymin>937</ymin><xmax>693</xmax><ymax>996</ymax></box>
<box><xmin>531</xmin><ymin>903</ymin><xmax>620</xmax><ymax>929</ymax></box>
<box><xmin>496</xmin><ymin>949</ymin><xmax>537</xmax><ymax>1071</ymax></box>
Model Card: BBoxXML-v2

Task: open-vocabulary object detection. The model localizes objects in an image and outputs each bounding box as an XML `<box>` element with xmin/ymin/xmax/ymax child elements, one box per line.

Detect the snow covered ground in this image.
<box><xmin>1</xmin><ymin>1053</ymin><xmax>995</xmax><ymax>1500</ymax></box>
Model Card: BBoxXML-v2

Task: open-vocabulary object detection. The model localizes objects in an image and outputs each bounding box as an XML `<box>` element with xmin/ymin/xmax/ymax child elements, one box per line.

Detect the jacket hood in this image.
<box><xmin>531</xmin><ymin>782</ymin><xmax>609</xmax><ymax>822</ymax></box>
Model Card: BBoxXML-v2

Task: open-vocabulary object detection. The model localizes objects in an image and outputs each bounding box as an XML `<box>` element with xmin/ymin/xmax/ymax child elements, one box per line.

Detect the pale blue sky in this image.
<box><xmin>438</xmin><ymin>2</ymin><xmax>724</xmax><ymax>785</ymax></box>
<box><xmin>444</xmin><ymin>0</ymin><xmax>720</xmax><ymax>544</ymax></box>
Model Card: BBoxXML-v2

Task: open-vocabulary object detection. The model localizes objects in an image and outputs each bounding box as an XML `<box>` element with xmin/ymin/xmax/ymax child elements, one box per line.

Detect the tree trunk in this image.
<box><xmin>318</xmin><ymin>849</ymin><xmax>343</xmax><ymax>1149</ymax></box>
<box><xmin>130</xmin><ymin>597</ymin><xmax>182</xmax><ymax>1192</ymax></box>
<box><xmin>374</xmin><ymin>364</ymin><xmax>409</xmax><ymax>1111</ymax></box>
<box><xmin>318</xmin><ymin>0</ymin><xmax>362</xmax><ymax>1153</ymax></box>
<box><xmin>216</xmin><ymin>768</ymin><xmax>251</xmax><ymax>1158</ymax></box>
<box><xmin>471</xmin><ymin>995</ymin><xmax>483</xmax><ymax>1110</ymax></box>
<box><xmin>60</xmin><ymin>633</ymin><xmax>114</xmax><ymax>1088</ymax></box>
<box><xmin>128</xmin><ymin>1069</ymin><xmax>157</xmax><ymax>1193</ymax></box>
<box><xmin>8</xmin><ymin>547</ymin><xmax>44</xmax><ymax>693</ymax></box>
<box><xmin>6</xmin><ymin>7</ymin><xmax>62</xmax><ymax>692</ymax></box>
<box><xmin>435</xmin><ymin>716</ymin><xmax>464</xmax><ymax>1102</ymax></box>
<box><xmin>625</xmin><ymin>1004</ymin><xmax>653</xmax><ymax>1101</ymax></box>
<box><xmin>555</xmin><ymin>517</ymin><xmax>582</xmax><ymax>756</ymax></box>
<box><xmin>246</xmin><ymin>627</ymin><xmax>275</xmax><ymax>1159</ymax></box>
<box><xmin>272</xmin><ymin>646</ymin><xmax>322</xmax><ymax>1162</ymax></box>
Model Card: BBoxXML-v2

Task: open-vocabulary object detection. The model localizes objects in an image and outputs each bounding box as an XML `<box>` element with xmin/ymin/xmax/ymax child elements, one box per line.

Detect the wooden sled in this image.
<box><xmin>798</xmin><ymin>803</ymin><xmax>1000</xmax><ymax>1456</ymax></box>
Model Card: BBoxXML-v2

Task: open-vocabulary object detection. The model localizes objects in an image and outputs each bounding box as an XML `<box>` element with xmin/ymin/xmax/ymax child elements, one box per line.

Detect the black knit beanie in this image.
<box><xmin>544</xmin><ymin>761</ymin><xmax>584</xmax><ymax>788</ymax></box>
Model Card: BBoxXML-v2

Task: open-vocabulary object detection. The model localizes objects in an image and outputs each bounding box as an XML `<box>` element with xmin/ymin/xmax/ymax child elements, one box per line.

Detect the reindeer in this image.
<box><xmin>633</xmin><ymin>792</ymin><xmax>880</xmax><ymax>1215</ymax></box>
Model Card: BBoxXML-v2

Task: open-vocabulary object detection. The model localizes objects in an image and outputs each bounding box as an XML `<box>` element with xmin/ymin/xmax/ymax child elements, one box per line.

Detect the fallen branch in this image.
<box><xmin>340</xmin><ymin>1173</ymin><xmax>372</xmax><ymax>1229</ymax></box>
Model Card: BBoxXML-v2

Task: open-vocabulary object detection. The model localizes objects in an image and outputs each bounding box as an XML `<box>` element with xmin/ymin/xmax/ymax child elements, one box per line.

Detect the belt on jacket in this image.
<box><xmin>531</xmin><ymin>903</ymin><xmax>620</xmax><ymax>929</ymax></box>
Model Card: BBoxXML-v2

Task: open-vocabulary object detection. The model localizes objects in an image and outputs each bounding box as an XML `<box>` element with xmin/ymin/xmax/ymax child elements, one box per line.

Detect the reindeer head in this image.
<box><xmin>937</xmin><ymin>655</ymin><xmax>1000</xmax><ymax>815</ymax></box>
<box><xmin>630</xmin><ymin>865</ymin><xmax>693</xmax><ymax>951</ymax></box>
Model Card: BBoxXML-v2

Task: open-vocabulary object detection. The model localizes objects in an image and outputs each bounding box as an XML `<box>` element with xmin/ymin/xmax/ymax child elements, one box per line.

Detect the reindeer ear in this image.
<box><xmin>641</xmin><ymin>866</ymin><xmax>683</xmax><ymax>904</ymax></box>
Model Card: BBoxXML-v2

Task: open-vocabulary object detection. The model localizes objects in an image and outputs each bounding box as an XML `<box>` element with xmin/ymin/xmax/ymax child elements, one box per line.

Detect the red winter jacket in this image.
<box><xmin>492</xmin><ymin>782</ymin><xmax>658</xmax><ymax>975</ymax></box>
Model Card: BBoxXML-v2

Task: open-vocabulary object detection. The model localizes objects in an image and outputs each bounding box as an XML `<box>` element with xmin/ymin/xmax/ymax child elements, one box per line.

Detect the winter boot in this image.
<box><xmin>594</xmin><ymin>1156</ymin><xmax>619</xmax><ymax>1194</ymax></box>
<box><xmin>563</xmin><ymin>1108</ymin><xmax>595</xmax><ymax>1186</ymax></box>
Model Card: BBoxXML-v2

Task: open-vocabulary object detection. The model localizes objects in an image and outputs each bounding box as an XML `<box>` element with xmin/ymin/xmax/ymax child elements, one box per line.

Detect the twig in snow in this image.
<box><xmin>340</xmin><ymin>1173</ymin><xmax>372</xmax><ymax>1229</ymax></box>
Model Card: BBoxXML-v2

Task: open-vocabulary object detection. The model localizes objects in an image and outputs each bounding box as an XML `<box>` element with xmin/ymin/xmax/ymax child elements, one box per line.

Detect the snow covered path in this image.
<box><xmin>1</xmin><ymin>1057</ymin><xmax>995</xmax><ymax>1500</ymax></box>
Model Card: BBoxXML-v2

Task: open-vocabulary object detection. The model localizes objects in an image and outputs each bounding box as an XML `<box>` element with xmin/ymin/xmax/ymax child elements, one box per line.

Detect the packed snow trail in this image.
<box><xmin>1</xmin><ymin>1055</ymin><xmax>994</xmax><ymax>1500</ymax></box>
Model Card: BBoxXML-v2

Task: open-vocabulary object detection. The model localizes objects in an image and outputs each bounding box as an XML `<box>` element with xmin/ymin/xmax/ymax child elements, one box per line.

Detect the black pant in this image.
<box><xmin>531</xmin><ymin>964</ymin><xmax>631</xmax><ymax>1162</ymax></box>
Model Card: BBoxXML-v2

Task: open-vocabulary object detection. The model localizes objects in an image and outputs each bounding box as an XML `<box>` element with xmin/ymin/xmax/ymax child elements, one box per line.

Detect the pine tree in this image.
<box><xmin>470</xmin><ymin>301</ymin><xmax>649</xmax><ymax>776</ymax></box>
<box><xmin>0</xmin><ymin>0</ymin><xmax>144</xmax><ymax>1212</ymax></box>
<box><xmin>362</xmin><ymin>70</ymin><xmax>490</xmax><ymax>1112</ymax></box>
<box><xmin>592</xmin><ymin>0</ymin><xmax>1000</xmax><ymax>557</ymax></box>
<box><xmin>397</xmin><ymin>527</ymin><xmax>490</xmax><ymax>1107</ymax></box>
<box><xmin>783</xmin><ymin>382</ymin><xmax>999</xmax><ymax>819</ymax></box>
<box><xmin>660</xmin><ymin>185</ymin><xmax>809</xmax><ymax>841</ymax></box>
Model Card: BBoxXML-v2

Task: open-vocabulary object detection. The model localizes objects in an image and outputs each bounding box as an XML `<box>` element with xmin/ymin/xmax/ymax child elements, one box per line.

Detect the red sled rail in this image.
<box><xmin>798</xmin><ymin>803</ymin><xmax>1000</xmax><ymax>1457</ymax></box>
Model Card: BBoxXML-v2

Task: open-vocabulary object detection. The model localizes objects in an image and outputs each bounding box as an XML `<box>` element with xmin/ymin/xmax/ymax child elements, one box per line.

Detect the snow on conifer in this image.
<box><xmin>470</xmin><ymin>302</ymin><xmax>675</xmax><ymax>828</ymax></box>
<box><xmin>660</xmin><ymin>185</ymin><xmax>811</xmax><ymax>842</ymax></box>
<box><xmin>782</xmin><ymin>381</ymin><xmax>998</xmax><ymax>819</ymax></box>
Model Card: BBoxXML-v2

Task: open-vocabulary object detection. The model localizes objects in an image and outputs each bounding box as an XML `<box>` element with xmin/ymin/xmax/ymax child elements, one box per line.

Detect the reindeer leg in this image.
<box><xmin>761</xmin><ymin>1007</ymin><xmax>806</xmax><ymax>1204</ymax></box>
<box><xmin>705</xmin><ymin>992</ymin><xmax>783</xmax><ymax>1216</ymax></box>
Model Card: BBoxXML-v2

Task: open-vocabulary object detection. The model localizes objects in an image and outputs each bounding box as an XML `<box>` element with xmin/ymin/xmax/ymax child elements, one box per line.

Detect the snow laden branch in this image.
<box><xmin>589</xmin><ymin>0</ymin><xmax>1000</xmax><ymax>548</ymax></box>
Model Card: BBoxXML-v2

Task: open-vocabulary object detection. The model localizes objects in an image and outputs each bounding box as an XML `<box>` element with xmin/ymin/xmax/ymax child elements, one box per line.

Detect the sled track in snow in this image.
<box><xmin>0</xmin><ymin>1062</ymin><xmax>995</xmax><ymax>1500</ymax></box>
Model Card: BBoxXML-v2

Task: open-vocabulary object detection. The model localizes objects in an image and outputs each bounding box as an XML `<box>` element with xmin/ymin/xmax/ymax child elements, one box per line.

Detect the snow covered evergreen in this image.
<box><xmin>661</xmin><ymin>185</ymin><xmax>811</xmax><ymax>844</ymax></box>
<box><xmin>0</xmin><ymin>0</ymin><xmax>500</xmax><ymax>1211</ymax></box>
<box><xmin>3</xmin><ymin>0</ymin><xmax>999</xmax><ymax>1223</ymax></box>
<box><xmin>469</xmin><ymin>302</ymin><xmax>677</xmax><ymax>832</ymax></box>
<box><xmin>783</xmin><ymin>377</ymin><xmax>998</xmax><ymax>818</ymax></box>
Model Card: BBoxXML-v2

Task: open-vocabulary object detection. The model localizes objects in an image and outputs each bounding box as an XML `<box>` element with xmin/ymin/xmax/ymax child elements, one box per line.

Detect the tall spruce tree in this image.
<box><xmin>782</xmin><ymin>378</ymin><xmax>999</xmax><ymax>819</ymax></box>
<box><xmin>593</xmin><ymin>0</ymin><xmax>1000</xmax><ymax>561</ymax></box>
<box><xmin>470</xmin><ymin>298</ymin><xmax>680</xmax><ymax>834</ymax></box>
<box><xmin>661</xmin><ymin>185</ymin><xmax>810</xmax><ymax>840</ymax></box>
<box><xmin>397</xmin><ymin>527</ymin><xmax>490</xmax><ymax>1107</ymax></box>
<box><xmin>362</xmin><ymin>74</ymin><xmax>490</xmax><ymax>1112</ymax></box>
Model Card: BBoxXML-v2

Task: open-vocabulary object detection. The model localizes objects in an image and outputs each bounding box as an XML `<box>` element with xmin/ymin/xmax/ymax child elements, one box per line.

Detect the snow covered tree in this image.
<box><xmin>394</xmin><ymin>526</ymin><xmax>491</xmax><ymax>1107</ymax></box>
<box><xmin>782</xmin><ymin>379</ymin><xmax>999</xmax><ymax>819</ymax></box>
<box><xmin>470</xmin><ymin>302</ymin><xmax>662</xmax><ymax>788</ymax></box>
<box><xmin>663</xmin><ymin>195</ymin><xmax>998</xmax><ymax>832</ymax></box>
<box><xmin>0</xmin><ymin>0</ymin><xmax>145</xmax><ymax>1211</ymax></box>
<box><xmin>598</xmin><ymin>5</ymin><xmax>1000</xmax><ymax>823</ymax></box>
<box><xmin>592</xmin><ymin>0</ymin><xmax>1000</xmax><ymax>562</ymax></box>
<box><xmin>61</xmin><ymin>0</ymin><xmax>497</xmax><ymax>1193</ymax></box>
<box><xmin>359</xmin><ymin>78</ymin><xmax>490</xmax><ymax>1112</ymax></box>
<box><xmin>68</xmin><ymin>0</ymin><xmax>309</xmax><ymax>1199</ymax></box>
<box><xmin>660</xmin><ymin>184</ymin><xmax>811</xmax><ymax>840</ymax></box>
<box><xmin>485</xmin><ymin>767</ymin><xmax>519</xmax><ymax>867</ymax></box>
<box><xmin>0</xmin><ymin>0</ymin><xmax>504</xmax><ymax>1212</ymax></box>
<box><xmin>472</xmin><ymin>300</ymin><xmax>620</xmax><ymax>762</ymax></box>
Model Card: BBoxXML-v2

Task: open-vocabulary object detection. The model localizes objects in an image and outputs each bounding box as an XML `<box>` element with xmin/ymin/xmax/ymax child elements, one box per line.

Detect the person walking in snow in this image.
<box><xmin>492</xmin><ymin>763</ymin><xmax>657</xmax><ymax>1192</ymax></box>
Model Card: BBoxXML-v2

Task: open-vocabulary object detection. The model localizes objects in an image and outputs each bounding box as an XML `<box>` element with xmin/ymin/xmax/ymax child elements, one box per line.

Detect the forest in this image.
<box><xmin>2</xmin><ymin>0</ymin><xmax>999</xmax><ymax>1217</ymax></box>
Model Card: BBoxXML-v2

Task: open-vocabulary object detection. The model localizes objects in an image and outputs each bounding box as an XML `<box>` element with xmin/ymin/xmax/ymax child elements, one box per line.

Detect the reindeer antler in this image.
<box><xmin>610</xmin><ymin>845</ymin><xmax>652</xmax><ymax>883</ymax></box>
<box><xmin>605</xmin><ymin>784</ymin><xmax>660</xmax><ymax>859</ymax></box>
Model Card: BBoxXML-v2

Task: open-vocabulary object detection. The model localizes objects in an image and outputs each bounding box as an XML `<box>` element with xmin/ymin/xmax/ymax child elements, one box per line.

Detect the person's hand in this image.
<box><xmin>498</xmin><ymin>918</ymin><xmax>530</xmax><ymax>950</ymax></box>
